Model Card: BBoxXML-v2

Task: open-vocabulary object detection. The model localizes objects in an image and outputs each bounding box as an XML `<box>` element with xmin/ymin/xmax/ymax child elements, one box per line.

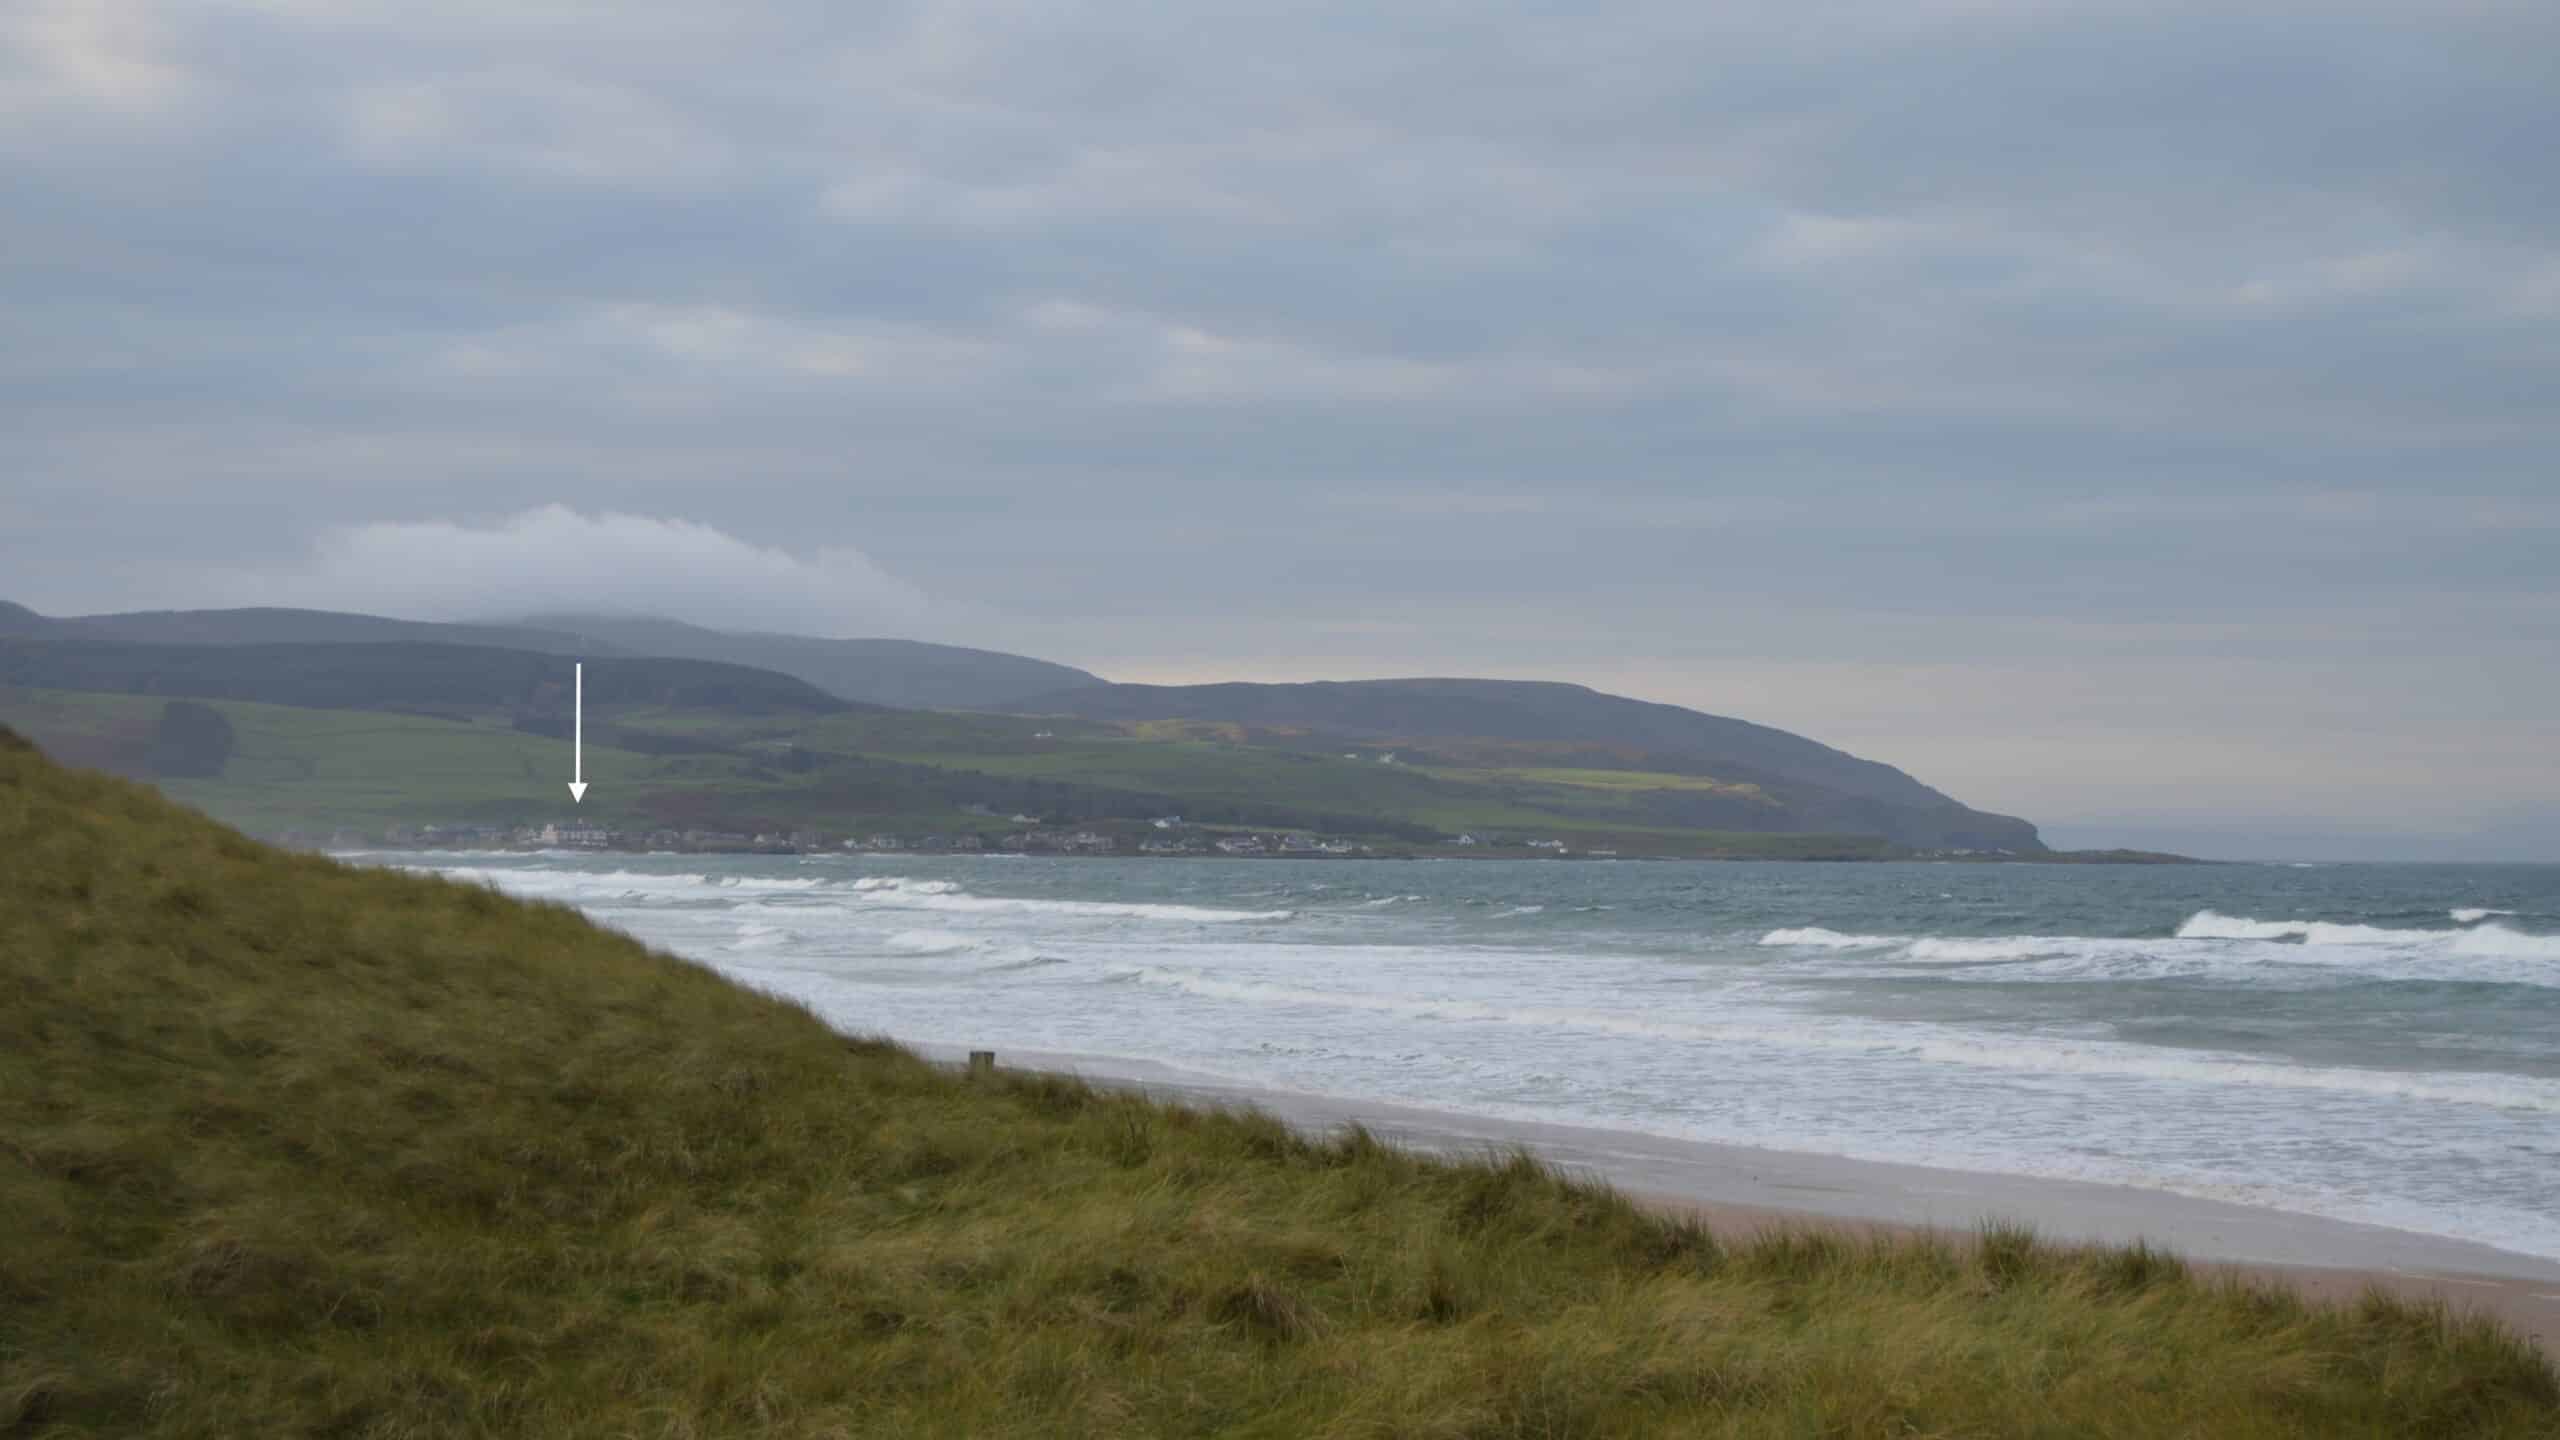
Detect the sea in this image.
<box><xmin>376</xmin><ymin>851</ymin><xmax>2560</xmax><ymax>1261</ymax></box>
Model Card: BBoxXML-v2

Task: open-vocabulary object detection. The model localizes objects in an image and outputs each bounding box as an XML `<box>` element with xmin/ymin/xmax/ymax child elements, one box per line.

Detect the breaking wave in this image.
<box><xmin>2177</xmin><ymin>910</ymin><xmax>2436</xmax><ymax>945</ymax></box>
<box><xmin>2177</xmin><ymin>910</ymin><xmax>2560</xmax><ymax>960</ymax></box>
<box><xmin>852</xmin><ymin>877</ymin><xmax>962</xmax><ymax>896</ymax></box>
<box><xmin>876</xmin><ymin>928</ymin><xmax>981</xmax><ymax>957</ymax></box>
<box><xmin>840</xmin><ymin>876</ymin><xmax>1292</xmax><ymax>924</ymax></box>
<box><xmin>1759</xmin><ymin>927</ymin><xmax>1897</xmax><ymax>949</ymax></box>
<box><xmin>406</xmin><ymin>866</ymin><xmax>1290</xmax><ymax>926</ymax></box>
<box><xmin>1754</xmin><ymin>913</ymin><xmax>2560</xmax><ymax>987</ymax></box>
<box><xmin>726</xmin><ymin>920</ymin><xmax>796</xmax><ymax>952</ymax></box>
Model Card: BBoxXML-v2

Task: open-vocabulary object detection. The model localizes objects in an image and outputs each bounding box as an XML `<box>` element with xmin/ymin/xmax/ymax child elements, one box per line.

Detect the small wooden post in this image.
<box><xmin>968</xmin><ymin>1050</ymin><xmax>996</xmax><ymax>1078</ymax></box>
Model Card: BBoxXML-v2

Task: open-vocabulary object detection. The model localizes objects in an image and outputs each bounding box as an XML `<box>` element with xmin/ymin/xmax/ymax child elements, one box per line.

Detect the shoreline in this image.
<box><xmin>910</xmin><ymin>1040</ymin><xmax>2560</xmax><ymax>1356</ymax></box>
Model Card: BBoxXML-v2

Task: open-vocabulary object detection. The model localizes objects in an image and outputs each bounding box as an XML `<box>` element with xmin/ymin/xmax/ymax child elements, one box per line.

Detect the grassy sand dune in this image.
<box><xmin>3</xmin><ymin>727</ymin><xmax>2554</xmax><ymax>1437</ymax></box>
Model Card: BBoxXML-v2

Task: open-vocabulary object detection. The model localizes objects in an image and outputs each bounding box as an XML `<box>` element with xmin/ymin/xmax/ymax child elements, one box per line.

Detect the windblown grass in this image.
<box><xmin>3</xmin><ymin>727</ymin><xmax>2553</xmax><ymax>1437</ymax></box>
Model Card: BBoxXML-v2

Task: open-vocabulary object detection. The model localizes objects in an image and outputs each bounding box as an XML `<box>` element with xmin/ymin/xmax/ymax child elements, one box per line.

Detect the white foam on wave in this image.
<box><xmin>2173</xmin><ymin>910</ymin><xmax>2560</xmax><ymax>965</ymax></box>
<box><xmin>1765</xmin><ymin>929</ymin><xmax>2120</xmax><ymax>968</ymax></box>
<box><xmin>1760</xmin><ymin>927</ymin><xmax>1897</xmax><ymax>949</ymax></box>
<box><xmin>2450</xmin><ymin>924</ymin><xmax>2560</xmax><ymax>959</ymax></box>
<box><xmin>710</xmin><ymin>875</ymin><xmax>830</xmax><ymax>892</ymax></box>
<box><xmin>1754</xmin><ymin>913</ymin><xmax>2560</xmax><ymax>987</ymax></box>
<box><xmin>841</xmin><ymin>875</ymin><xmax>1291</xmax><ymax>925</ymax></box>
<box><xmin>402</xmin><ymin>864</ymin><xmax>1291</xmax><ymax>926</ymax></box>
<box><xmin>1495</xmin><ymin>904</ymin><xmax>1547</xmax><ymax>917</ymax></box>
<box><xmin>2452</xmin><ymin>907</ymin><xmax>2516</xmax><ymax>924</ymax></box>
<box><xmin>418</xmin><ymin>866</ymin><xmax>832</xmax><ymax>901</ymax></box>
<box><xmin>879</xmin><ymin>893</ymin><xmax>1292</xmax><ymax>925</ymax></box>
<box><xmin>852</xmin><ymin>877</ymin><xmax>961</xmax><ymax>896</ymax></box>
<box><xmin>977</xmin><ymin>954</ymin><xmax>1068</xmax><ymax>974</ymax></box>
<box><xmin>877</xmin><ymin>928</ymin><xmax>981</xmax><ymax>957</ymax></box>
<box><xmin>1903</xmin><ymin>937</ymin><xmax>2065</xmax><ymax>962</ymax></box>
<box><xmin>412</xmin><ymin>866</ymin><xmax>704</xmax><ymax>902</ymax></box>
<box><xmin>2175</xmin><ymin>910</ymin><xmax>2435</xmax><ymax>945</ymax></box>
<box><xmin>726</xmin><ymin>920</ymin><xmax>796</xmax><ymax>952</ymax></box>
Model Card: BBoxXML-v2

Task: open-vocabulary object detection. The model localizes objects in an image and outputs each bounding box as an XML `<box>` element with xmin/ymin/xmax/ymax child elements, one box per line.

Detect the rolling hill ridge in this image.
<box><xmin>25</xmin><ymin>603</ymin><xmax>1099</xmax><ymax>710</ymax></box>
<box><xmin>1004</xmin><ymin>678</ymin><xmax>2042</xmax><ymax>852</ymax></box>
<box><xmin>512</xmin><ymin>613</ymin><xmax>1105</xmax><ymax>710</ymax></box>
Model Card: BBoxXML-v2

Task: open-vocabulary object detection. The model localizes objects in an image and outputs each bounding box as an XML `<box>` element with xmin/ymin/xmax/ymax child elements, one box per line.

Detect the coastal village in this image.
<box><xmin>270</xmin><ymin>815</ymin><xmax>1639</xmax><ymax>859</ymax></box>
<box><xmin>279</xmin><ymin>815</ymin><xmax>1407</xmax><ymax>857</ymax></box>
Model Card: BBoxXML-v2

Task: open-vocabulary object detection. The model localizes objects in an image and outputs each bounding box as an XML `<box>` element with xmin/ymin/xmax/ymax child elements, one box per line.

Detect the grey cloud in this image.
<box><xmin>205</xmin><ymin>506</ymin><xmax>926</xmax><ymax>632</ymax></box>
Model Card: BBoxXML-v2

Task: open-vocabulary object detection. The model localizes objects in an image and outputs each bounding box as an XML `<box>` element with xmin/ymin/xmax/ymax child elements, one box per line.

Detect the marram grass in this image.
<box><xmin>2</xmin><ymin>727</ymin><xmax>2553</xmax><ymax>1438</ymax></box>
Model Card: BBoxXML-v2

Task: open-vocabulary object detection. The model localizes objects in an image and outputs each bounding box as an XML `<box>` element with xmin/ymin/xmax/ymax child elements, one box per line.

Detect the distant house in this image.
<box><xmin>1151</xmin><ymin>815</ymin><xmax>1184</xmax><ymax>829</ymax></box>
<box><xmin>1214</xmin><ymin>836</ymin><xmax>1266</xmax><ymax>856</ymax></box>
<box><xmin>1064</xmin><ymin>831</ymin><xmax>1115</xmax><ymax>853</ymax></box>
<box><xmin>1454</xmin><ymin>833</ymin><xmax>1480</xmax><ymax>846</ymax></box>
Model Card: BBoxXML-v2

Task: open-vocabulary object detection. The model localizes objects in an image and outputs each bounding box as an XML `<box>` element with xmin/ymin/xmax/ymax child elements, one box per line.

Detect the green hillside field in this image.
<box><xmin>0</xmin><ymin>688</ymin><xmax>717</xmax><ymax>835</ymax></box>
<box><xmin>3</xmin><ymin>728</ymin><xmax>2551</xmax><ymax>1437</ymax></box>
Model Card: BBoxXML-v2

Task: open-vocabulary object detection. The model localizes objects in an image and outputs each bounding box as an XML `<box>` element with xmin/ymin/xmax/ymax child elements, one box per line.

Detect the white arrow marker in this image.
<box><xmin>567</xmin><ymin>661</ymin><xmax>588</xmax><ymax>803</ymax></box>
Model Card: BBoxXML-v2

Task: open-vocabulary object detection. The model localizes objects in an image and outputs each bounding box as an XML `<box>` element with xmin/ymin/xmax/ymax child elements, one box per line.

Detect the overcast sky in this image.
<box><xmin>5</xmin><ymin>0</ymin><xmax>2555</xmax><ymax>858</ymax></box>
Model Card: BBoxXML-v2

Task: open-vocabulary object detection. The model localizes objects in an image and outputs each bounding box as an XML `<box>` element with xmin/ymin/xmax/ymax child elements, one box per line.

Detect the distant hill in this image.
<box><xmin>1003</xmin><ymin>678</ymin><xmax>2042</xmax><ymax>851</ymax></box>
<box><xmin>67</xmin><ymin>606</ymin><xmax>625</xmax><ymax>656</ymax></box>
<box><xmin>0</xmin><ymin>600</ymin><xmax>86</xmax><ymax>639</ymax></box>
<box><xmin>0</xmin><ymin>638</ymin><xmax>849</xmax><ymax>717</ymax></box>
<box><xmin>13</xmin><ymin>602</ymin><xmax>1102</xmax><ymax>710</ymax></box>
<box><xmin>514</xmin><ymin>614</ymin><xmax>1105</xmax><ymax>710</ymax></box>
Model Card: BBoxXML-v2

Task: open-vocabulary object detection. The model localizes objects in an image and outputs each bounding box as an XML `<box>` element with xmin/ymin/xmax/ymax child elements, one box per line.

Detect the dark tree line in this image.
<box><xmin>147</xmin><ymin>700</ymin><xmax>235</xmax><ymax>779</ymax></box>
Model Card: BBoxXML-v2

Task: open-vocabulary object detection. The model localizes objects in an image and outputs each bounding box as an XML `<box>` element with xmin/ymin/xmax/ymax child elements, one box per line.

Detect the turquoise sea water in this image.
<box><xmin>386</xmin><ymin>853</ymin><xmax>2560</xmax><ymax>1259</ymax></box>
